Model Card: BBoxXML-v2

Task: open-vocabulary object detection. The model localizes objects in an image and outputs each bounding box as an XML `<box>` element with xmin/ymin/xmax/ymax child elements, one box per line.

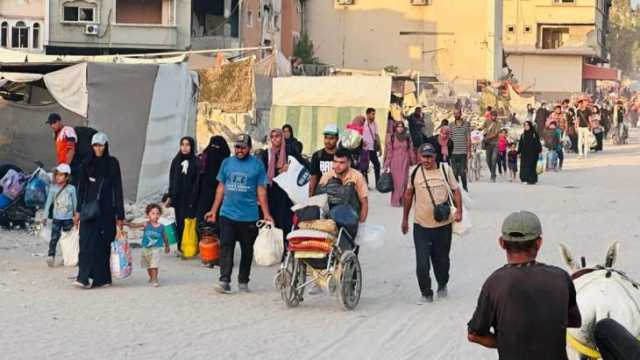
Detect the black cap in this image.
<box><xmin>419</xmin><ymin>143</ymin><xmax>436</xmax><ymax>156</ymax></box>
<box><xmin>234</xmin><ymin>133</ymin><xmax>252</xmax><ymax>148</ymax></box>
<box><xmin>46</xmin><ymin>113</ymin><xmax>61</xmax><ymax>124</ymax></box>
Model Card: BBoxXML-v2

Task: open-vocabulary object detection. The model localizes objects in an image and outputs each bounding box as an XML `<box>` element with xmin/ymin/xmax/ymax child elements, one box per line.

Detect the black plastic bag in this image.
<box><xmin>295</xmin><ymin>206</ymin><xmax>321</xmax><ymax>222</ymax></box>
<box><xmin>376</xmin><ymin>172</ymin><xmax>394</xmax><ymax>193</ymax></box>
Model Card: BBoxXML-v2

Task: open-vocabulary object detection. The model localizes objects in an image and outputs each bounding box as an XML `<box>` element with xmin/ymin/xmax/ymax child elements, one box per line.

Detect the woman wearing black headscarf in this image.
<box><xmin>168</xmin><ymin>137</ymin><xmax>199</xmax><ymax>252</ymax></box>
<box><xmin>196</xmin><ymin>136</ymin><xmax>230</xmax><ymax>223</ymax></box>
<box><xmin>518</xmin><ymin>121</ymin><xmax>542</xmax><ymax>185</ymax></box>
<box><xmin>75</xmin><ymin>132</ymin><xmax>124</xmax><ymax>289</ymax></box>
<box><xmin>282</xmin><ymin>124</ymin><xmax>303</xmax><ymax>155</ymax></box>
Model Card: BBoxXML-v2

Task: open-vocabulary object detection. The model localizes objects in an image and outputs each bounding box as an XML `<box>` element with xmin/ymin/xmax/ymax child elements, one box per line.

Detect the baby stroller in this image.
<box><xmin>0</xmin><ymin>162</ymin><xmax>48</xmax><ymax>229</ymax></box>
<box><xmin>276</xmin><ymin>184</ymin><xmax>363</xmax><ymax>311</ymax></box>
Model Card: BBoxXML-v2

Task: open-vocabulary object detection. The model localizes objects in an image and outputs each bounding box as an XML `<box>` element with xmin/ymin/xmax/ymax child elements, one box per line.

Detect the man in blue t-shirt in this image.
<box><xmin>205</xmin><ymin>134</ymin><xmax>273</xmax><ymax>294</ymax></box>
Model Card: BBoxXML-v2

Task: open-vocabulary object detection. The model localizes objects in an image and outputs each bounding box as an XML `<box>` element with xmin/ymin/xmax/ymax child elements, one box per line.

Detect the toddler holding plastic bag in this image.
<box><xmin>42</xmin><ymin>164</ymin><xmax>77</xmax><ymax>267</ymax></box>
<box><xmin>126</xmin><ymin>204</ymin><xmax>170</xmax><ymax>287</ymax></box>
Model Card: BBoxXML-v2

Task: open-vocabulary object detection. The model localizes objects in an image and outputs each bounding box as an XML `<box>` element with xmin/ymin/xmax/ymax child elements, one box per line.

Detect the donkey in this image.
<box><xmin>560</xmin><ymin>242</ymin><xmax>640</xmax><ymax>360</ymax></box>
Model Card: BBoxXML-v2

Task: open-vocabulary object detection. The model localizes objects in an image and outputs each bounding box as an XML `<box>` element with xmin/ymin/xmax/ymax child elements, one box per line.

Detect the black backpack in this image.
<box><xmin>73</xmin><ymin>126</ymin><xmax>98</xmax><ymax>164</ymax></box>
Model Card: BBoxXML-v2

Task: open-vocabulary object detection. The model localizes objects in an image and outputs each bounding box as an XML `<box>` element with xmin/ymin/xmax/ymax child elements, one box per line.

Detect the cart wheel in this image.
<box><xmin>338</xmin><ymin>251</ymin><xmax>362</xmax><ymax>311</ymax></box>
<box><xmin>280</xmin><ymin>255</ymin><xmax>306</xmax><ymax>308</ymax></box>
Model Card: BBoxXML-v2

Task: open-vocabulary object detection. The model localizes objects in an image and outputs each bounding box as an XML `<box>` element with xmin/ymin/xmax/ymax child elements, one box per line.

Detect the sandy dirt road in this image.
<box><xmin>2</xmin><ymin>133</ymin><xmax>640</xmax><ymax>360</ymax></box>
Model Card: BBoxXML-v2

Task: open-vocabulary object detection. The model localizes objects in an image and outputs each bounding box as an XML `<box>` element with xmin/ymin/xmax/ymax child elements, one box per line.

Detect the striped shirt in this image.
<box><xmin>451</xmin><ymin>120</ymin><xmax>470</xmax><ymax>155</ymax></box>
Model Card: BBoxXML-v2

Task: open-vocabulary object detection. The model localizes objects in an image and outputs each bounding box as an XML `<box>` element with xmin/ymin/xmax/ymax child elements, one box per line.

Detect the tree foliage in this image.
<box><xmin>293</xmin><ymin>32</ymin><xmax>319</xmax><ymax>64</ymax></box>
<box><xmin>608</xmin><ymin>0</ymin><xmax>640</xmax><ymax>77</ymax></box>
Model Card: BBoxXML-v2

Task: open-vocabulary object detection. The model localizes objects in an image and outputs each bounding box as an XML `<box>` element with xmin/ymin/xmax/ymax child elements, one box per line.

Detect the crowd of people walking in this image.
<box><xmin>40</xmin><ymin>90</ymin><xmax>637</xmax><ymax>291</ymax></box>
<box><xmin>29</xmin><ymin>89</ymin><xmax>640</xmax><ymax>359</ymax></box>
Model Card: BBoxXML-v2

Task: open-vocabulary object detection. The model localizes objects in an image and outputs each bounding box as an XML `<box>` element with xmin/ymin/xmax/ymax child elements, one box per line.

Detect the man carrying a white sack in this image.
<box><xmin>205</xmin><ymin>134</ymin><xmax>274</xmax><ymax>294</ymax></box>
<box><xmin>402</xmin><ymin>143</ymin><xmax>463</xmax><ymax>304</ymax></box>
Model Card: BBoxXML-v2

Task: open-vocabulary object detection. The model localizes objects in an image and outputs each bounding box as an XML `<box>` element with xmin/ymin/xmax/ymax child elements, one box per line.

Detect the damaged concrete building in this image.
<box><xmin>191</xmin><ymin>0</ymin><xmax>301</xmax><ymax>59</ymax></box>
<box><xmin>46</xmin><ymin>0</ymin><xmax>191</xmax><ymax>54</ymax></box>
<box><xmin>503</xmin><ymin>0</ymin><xmax>616</xmax><ymax>98</ymax></box>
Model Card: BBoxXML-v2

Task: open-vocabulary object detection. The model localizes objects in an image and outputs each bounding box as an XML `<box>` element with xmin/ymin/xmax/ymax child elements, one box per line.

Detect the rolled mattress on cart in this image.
<box><xmin>287</xmin><ymin>229</ymin><xmax>335</xmax><ymax>254</ymax></box>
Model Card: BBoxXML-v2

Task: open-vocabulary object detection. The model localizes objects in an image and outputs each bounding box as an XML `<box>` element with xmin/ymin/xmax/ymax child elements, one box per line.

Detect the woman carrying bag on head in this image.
<box><xmin>167</xmin><ymin>137</ymin><xmax>199</xmax><ymax>254</ymax></box>
<box><xmin>74</xmin><ymin>132</ymin><xmax>125</xmax><ymax>289</ymax></box>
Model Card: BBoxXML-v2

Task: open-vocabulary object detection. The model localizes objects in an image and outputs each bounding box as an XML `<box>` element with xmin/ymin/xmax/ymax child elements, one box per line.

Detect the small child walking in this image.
<box><xmin>507</xmin><ymin>143</ymin><xmax>518</xmax><ymax>182</ymax></box>
<box><xmin>497</xmin><ymin>129</ymin><xmax>509</xmax><ymax>177</ymax></box>
<box><xmin>42</xmin><ymin>164</ymin><xmax>77</xmax><ymax>267</ymax></box>
<box><xmin>127</xmin><ymin>204</ymin><xmax>170</xmax><ymax>287</ymax></box>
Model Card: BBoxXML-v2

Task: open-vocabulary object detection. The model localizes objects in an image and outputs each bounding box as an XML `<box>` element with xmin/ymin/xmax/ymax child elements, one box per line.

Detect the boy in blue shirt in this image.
<box><xmin>43</xmin><ymin>164</ymin><xmax>77</xmax><ymax>267</ymax></box>
<box><xmin>205</xmin><ymin>134</ymin><xmax>273</xmax><ymax>294</ymax></box>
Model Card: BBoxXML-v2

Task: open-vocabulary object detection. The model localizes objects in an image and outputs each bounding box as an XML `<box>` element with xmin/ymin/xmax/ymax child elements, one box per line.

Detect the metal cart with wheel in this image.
<box><xmin>276</xmin><ymin>226</ymin><xmax>362</xmax><ymax>311</ymax></box>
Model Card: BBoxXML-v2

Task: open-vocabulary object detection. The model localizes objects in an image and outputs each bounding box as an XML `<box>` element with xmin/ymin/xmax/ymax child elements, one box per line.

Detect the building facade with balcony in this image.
<box><xmin>503</xmin><ymin>0</ymin><xmax>613</xmax><ymax>97</ymax></box>
<box><xmin>0</xmin><ymin>0</ymin><xmax>46</xmax><ymax>53</ymax></box>
<box><xmin>303</xmin><ymin>0</ymin><xmax>504</xmax><ymax>93</ymax></box>
<box><xmin>46</xmin><ymin>0</ymin><xmax>191</xmax><ymax>55</ymax></box>
<box><xmin>190</xmin><ymin>0</ymin><xmax>301</xmax><ymax>59</ymax></box>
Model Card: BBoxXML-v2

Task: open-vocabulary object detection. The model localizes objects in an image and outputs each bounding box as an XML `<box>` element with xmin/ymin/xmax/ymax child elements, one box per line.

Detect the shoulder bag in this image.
<box><xmin>441</xmin><ymin>164</ymin><xmax>471</xmax><ymax>236</ymax></box>
<box><xmin>48</xmin><ymin>183</ymin><xmax>68</xmax><ymax>219</ymax></box>
<box><xmin>79</xmin><ymin>179</ymin><xmax>104</xmax><ymax>222</ymax></box>
<box><xmin>419</xmin><ymin>166</ymin><xmax>451</xmax><ymax>222</ymax></box>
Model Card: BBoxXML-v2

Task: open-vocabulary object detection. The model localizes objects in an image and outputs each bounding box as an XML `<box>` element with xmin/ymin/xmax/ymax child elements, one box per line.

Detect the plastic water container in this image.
<box><xmin>163</xmin><ymin>223</ymin><xmax>177</xmax><ymax>245</ymax></box>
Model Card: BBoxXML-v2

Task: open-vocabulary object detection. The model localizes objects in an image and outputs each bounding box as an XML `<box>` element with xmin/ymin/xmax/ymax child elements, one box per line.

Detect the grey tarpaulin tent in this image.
<box><xmin>0</xmin><ymin>62</ymin><xmax>198</xmax><ymax>202</ymax></box>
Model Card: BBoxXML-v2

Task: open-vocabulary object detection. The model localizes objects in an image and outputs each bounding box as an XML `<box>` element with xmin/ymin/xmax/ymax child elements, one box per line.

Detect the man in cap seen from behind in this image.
<box><xmin>467</xmin><ymin>211</ymin><xmax>581</xmax><ymax>359</ymax></box>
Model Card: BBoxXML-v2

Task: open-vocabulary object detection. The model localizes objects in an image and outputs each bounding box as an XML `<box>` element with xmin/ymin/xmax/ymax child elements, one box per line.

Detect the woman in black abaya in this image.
<box><xmin>518</xmin><ymin>121</ymin><xmax>543</xmax><ymax>185</ymax></box>
<box><xmin>282</xmin><ymin>124</ymin><xmax>303</xmax><ymax>155</ymax></box>
<box><xmin>168</xmin><ymin>137</ymin><xmax>199</xmax><ymax>252</ymax></box>
<box><xmin>196</xmin><ymin>136</ymin><xmax>230</xmax><ymax>223</ymax></box>
<box><xmin>75</xmin><ymin>132</ymin><xmax>124</xmax><ymax>289</ymax></box>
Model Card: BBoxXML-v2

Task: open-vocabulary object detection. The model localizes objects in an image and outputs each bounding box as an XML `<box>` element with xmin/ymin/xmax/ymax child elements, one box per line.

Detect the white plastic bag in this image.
<box><xmin>441</xmin><ymin>164</ymin><xmax>472</xmax><ymax>236</ymax></box>
<box><xmin>59</xmin><ymin>228</ymin><xmax>79</xmax><ymax>266</ymax></box>
<box><xmin>273</xmin><ymin>156</ymin><xmax>310</xmax><ymax>205</ymax></box>
<box><xmin>452</xmin><ymin>208</ymin><xmax>472</xmax><ymax>237</ymax></box>
<box><xmin>290</xmin><ymin>194</ymin><xmax>329</xmax><ymax>215</ymax></box>
<box><xmin>355</xmin><ymin>223</ymin><xmax>385</xmax><ymax>249</ymax></box>
<box><xmin>254</xmin><ymin>221</ymin><xmax>284</xmax><ymax>267</ymax></box>
<box><xmin>38</xmin><ymin>222</ymin><xmax>52</xmax><ymax>244</ymax></box>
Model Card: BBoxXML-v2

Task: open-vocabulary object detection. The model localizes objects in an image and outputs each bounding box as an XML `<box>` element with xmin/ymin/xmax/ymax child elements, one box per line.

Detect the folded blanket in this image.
<box><xmin>297</xmin><ymin>219</ymin><xmax>338</xmax><ymax>235</ymax></box>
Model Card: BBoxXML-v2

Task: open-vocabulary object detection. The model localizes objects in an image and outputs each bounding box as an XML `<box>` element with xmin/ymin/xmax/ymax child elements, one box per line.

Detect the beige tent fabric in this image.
<box><xmin>43</xmin><ymin>63</ymin><xmax>88</xmax><ymax>118</ymax></box>
<box><xmin>0</xmin><ymin>72</ymin><xmax>44</xmax><ymax>82</ymax></box>
<box><xmin>272</xmin><ymin>76</ymin><xmax>392</xmax><ymax>108</ymax></box>
<box><xmin>197</xmin><ymin>57</ymin><xmax>255</xmax><ymax>113</ymax></box>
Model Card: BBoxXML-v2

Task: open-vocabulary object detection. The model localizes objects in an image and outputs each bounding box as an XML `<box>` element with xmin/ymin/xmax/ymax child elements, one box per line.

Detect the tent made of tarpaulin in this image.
<box><xmin>0</xmin><ymin>99</ymin><xmax>86</xmax><ymax>167</ymax></box>
<box><xmin>0</xmin><ymin>62</ymin><xmax>198</xmax><ymax>203</ymax></box>
<box><xmin>271</xmin><ymin>76</ymin><xmax>392</xmax><ymax>155</ymax></box>
<box><xmin>0</xmin><ymin>48</ymin><xmax>186</xmax><ymax>66</ymax></box>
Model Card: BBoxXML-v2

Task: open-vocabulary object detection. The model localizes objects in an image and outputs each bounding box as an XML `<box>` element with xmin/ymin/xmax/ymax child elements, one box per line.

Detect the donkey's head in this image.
<box><xmin>559</xmin><ymin>242</ymin><xmax>620</xmax><ymax>274</ymax></box>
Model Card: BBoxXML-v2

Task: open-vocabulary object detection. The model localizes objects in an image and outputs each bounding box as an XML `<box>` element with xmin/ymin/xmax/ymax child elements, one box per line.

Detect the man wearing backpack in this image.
<box><xmin>46</xmin><ymin>113</ymin><xmax>76</xmax><ymax>166</ymax></box>
<box><xmin>45</xmin><ymin>112</ymin><xmax>97</xmax><ymax>185</ymax></box>
<box><xmin>402</xmin><ymin>143</ymin><xmax>463</xmax><ymax>304</ymax></box>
